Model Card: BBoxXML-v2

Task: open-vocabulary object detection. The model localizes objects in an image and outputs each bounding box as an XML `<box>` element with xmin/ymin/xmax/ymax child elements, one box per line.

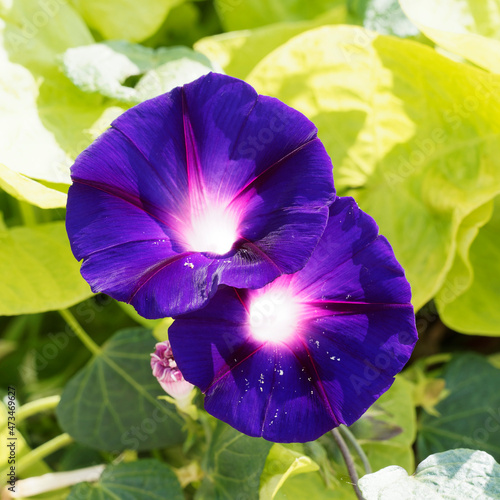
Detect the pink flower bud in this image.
<box><xmin>151</xmin><ymin>341</ymin><xmax>194</xmax><ymax>399</ymax></box>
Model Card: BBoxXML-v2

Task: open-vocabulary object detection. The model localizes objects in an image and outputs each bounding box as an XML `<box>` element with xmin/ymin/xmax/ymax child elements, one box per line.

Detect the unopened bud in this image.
<box><xmin>150</xmin><ymin>341</ymin><xmax>194</xmax><ymax>399</ymax></box>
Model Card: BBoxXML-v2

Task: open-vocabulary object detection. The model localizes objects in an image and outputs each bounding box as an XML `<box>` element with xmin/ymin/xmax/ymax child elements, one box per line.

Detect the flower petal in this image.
<box><xmin>294</xmin><ymin>308</ymin><xmax>416</xmax><ymax>428</ymax></box>
<box><xmin>292</xmin><ymin>196</ymin><xmax>411</xmax><ymax>304</ymax></box>
<box><xmin>231</xmin><ymin>138</ymin><xmax>334</xmax><ymax>275</ymax></box>
<box><xmin>70</xmin><ymin>122</ymin><xmax>188</xmax><ymax>229</ymax></box>
<box><xmin>180</xmin><ymin>76</ymin><xmax>321</xmax><ymax>201</ymax></box>
<box><xmin>67</xmin><ymin>73</ymin><xmax>335</xmax><ymax>317</ymax></box>
<box><xmin>66</xmin><ymin>183</ymin><xmax>180</xmax><ymax>261</ymax></box>
<box><xmin>170</xmin><ymin>196</ymin><xmax>417</xmax><ymax>442</ymax></box>
<box><xmin>81</xmin><ymin>244</ymin><xmax>219</xmax><ymax>317</ymax></box>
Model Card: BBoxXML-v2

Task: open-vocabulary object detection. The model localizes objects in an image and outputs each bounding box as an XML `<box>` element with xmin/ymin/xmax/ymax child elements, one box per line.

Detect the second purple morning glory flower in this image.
<box><xmin>66</xmin><ymin>73</ymin><xmax>335</xmax><ymax>318</ymax></box>
<box><xmin>169</xmin><ymin>197</ymin><xmax>418</xmax><ymax>442</ymax></box>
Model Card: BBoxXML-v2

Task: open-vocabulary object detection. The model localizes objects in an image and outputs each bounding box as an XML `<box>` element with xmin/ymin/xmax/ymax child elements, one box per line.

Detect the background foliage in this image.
<box><xmin>1</xmin><ymin>0</ymin><xmax>500</xmax><ymax>498</ymax></box>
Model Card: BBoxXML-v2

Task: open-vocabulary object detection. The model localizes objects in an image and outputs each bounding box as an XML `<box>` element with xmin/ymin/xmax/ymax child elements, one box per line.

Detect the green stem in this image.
<box><xmin>421</xmin><ymin>353</ymin><xmax>451</xmax><ymax>368</ymax></box>
<box><xmin>17</xmin><ymin>396</ymin><xmax>61</xmax><ymax>424</ymax></box>
<box><xmin>339</xmin><ymin>425</ymin><xmax>372</xmax><ymax>474</ymax></box>
<box><xmin>59</xmin><ymin>309</ymin><xmax>101</xmax><ymax>356</ymax></box>
<box><xmin>332</xmin><ymin>428</ymin><xmax>365</xmax><ymax>500</ymax></box>
<box><xmin>16</xmin><ymin>434</ymin><xmax>74</xmax><ymax>477</ymax></box>
<box><xmin>18</xmin><ymin>200</ymin><xmax>38</xmax><ymax>226</ymax></box>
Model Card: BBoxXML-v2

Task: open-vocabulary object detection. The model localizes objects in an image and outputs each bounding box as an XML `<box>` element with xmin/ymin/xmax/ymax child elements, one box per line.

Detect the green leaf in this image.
<box><xmin>69</xmin><ymin>0</ymin><xmax>183</xmax><ymax>42</ymax></box>
<box><xmin>0</xmin><ymin>1</ymin><xmax>119</xmax><ymax>184</ymax></box>
<box><xmin>437</xmin><ymin>196</ymin><xmax>500</xmax><ymax>335</ymax></box>
<box><xmin>1</xmin><ymin>0</ymin><xmax>93</xmax><ymax>75</ymax></box>
<box><xmin>36</xmin><ymin>76</ymin><xmax>122</xmax><ymax>183</ymax></box>
<box><xmin>359</xmin><ymin>449</ymin><xmax>500</xmax><ymax>499</ymax></box>
<box><xmin>116</xmin><ymin>302</ymin><xmax>163</xmax><ymax>329</ymax></box>
<box><xmin>274</xmin><ymin>470</ymin><xmax>354</xmax><ymax>500</ymax></box>
<box><xmin>418</xmin><ymin>353</ymin><xmax>500</xmax><ymax>462</ymax></box>
<box><xmin>399</xmin><ymin>0</ymin><xmax>500</xmax><ymax>73</ymax></box>
<box><xmin>214</xmin><ymin>0</ymin><xmax>344</xmax><ymax>31</ymax></box>
<box><xmin>268</xmin><ymin>377</ymin><xmax>417</xmax><ymax>500</ymax></box>
<box><xmin>57</xmin><ymin>328</ymin><xmax>184</xmax><ymax>452</ymax></box>
<box><xmin>350</xmin><ymin>0</ymin><xmax>419</xmax><ymax>38</ymax></box>
<box><xmin>196</xmin><ymin>420</ymin><xmax>272</xmax><ymax>500</ymax></box>
<box><xmin>195</xmin><ymin>8</ymin><xmax>346</xmax><ymax>80</ymax></box>
<box><xmin>260</xmin><ymin>444</ymin><xmax>319</xmax><ymax>499</ymax></box>
<box><xmin>0</xmin><ymin>60</ymin><xmax>69</xmax><ymax>184</ymax></box>
<box><xmin>133</xmin><ymin>48</ymin><xmax>222</xmax><ymax>103</ymax></box>
<box><xmin>62</xmin><ymin>41</ymin><xmax>152</xmax><ymax>102</ymax></box>
<box><xmin>68</xmin><ymin>459</ymin><xmax>184</xmax><ymax>500</ymax></box>
<box><xmin>0</xmin><ymin>59</ymin><xmax>117</xmax><ymax>184</ymax></box>
<box><xmin>248</xmin><ymin>25</ymin><xmax>500</xmax><ymax>310</ymax></box>
<box><xmin>0</xmin><ymin>163</ymin><xmax>67</xmax><ymax>209</ymax></box>
<box><xmin>350</xmin><ymin>376</ymin><xmax>417</xmax><ymax>473</ymax></box>
<box><xmin>62</xmin><ymin>41</ymin><xmax>219</xmax><ymax>103</ymax></box>
<box><xmin>0</xmin><ymin>222</ymin><xmax>92</xmax><ymax>316</ymax></box>
<box><xmin>0</xmin><ymin>340</ymin><xmax>16</xmax><ymax>360</ymax></box>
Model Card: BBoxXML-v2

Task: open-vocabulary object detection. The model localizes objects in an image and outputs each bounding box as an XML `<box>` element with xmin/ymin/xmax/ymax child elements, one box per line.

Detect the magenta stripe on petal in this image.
<box><xmin>169</xmin><ymin>197</ymin><xmax>418</xmax><ymax>442</ymax></box>
<box><xmin>66</xmin><ymin>73</ymin><xmax>334</xmax><ymax>318</ymax></box>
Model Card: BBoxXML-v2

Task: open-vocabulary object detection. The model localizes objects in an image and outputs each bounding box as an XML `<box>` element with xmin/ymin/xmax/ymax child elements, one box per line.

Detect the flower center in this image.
<box><xmin>249</xmin><ymin>289</ymin><xmax>299</xmax><ymax>343</ymax></box>
<box><xmin>184</xmin><ymin>204</ymin><xmax>239</xmax><ymax>255</ymax></box>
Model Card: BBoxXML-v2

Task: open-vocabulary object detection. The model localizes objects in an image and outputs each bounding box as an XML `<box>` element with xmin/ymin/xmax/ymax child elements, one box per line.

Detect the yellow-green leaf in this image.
<box><xmin>0</xmin><ymin>222</ymin><xmax>92</xmax><ymax>316</ymax></box>
<box><xmin>260</xmin><ymin>444</ymin><xmax>319</xmax><ymax>500</ymax></box>
<box><xmin>399</xmin><ymin>0</ymin><xmax>500</xmax><ymax>73</ymax></box>
<box><xmin>0</xmin><ymin>0</ymin><xmax>116</xmax><ymax>185</ymax></box>
<box><xmin>0</xmin><ymin>163</ymin><xmax>67</xmax><ymax>209</ymax></box>
<box><xmin>437</xmin><ymin>196</ymin><xmax>500</xmax><ymax>335</ymax></box>
<box><xmin>62</xmin><ymin>42</ymin><xmax>219</xmax><ymax>103</ymax></box>
<box><xmin>248</xmin><ymin>26</ymin><xmax>500</xmax><ymax>309</ymax></box>
<box><xmin>351</xmin><ymin>376</ymin><xmax>417</xmax><ymax>473</ymax></box>
<box><xmin>215</xmin><ymin>0</ymin><xmax>344</xmax><ymax>31</ymax></box>
<box><xmin>195</xmin><ymin>8</ymin><xmax>346</xmax><ymax>80</ymax></box>
<box><xmin>70</xmin><ymin>0</ymin><xmax>183</xmax><ymax>42</ymax></box>
<box><xmin>0</xmin><ymin>0</ymin><xmax>93</xmax><ymax>75</ymax></box>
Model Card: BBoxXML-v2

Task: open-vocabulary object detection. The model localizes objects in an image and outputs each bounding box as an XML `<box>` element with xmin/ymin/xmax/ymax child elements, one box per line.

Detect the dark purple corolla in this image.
<box><xmin>169</xmin><ymin>197</ymin><xmax>418</xmax><ymax>443</ymax></box>
<box><xmin>66</xmin><ymin>73</ymin><xmax>334</xmax><ymax>318</ymax></box>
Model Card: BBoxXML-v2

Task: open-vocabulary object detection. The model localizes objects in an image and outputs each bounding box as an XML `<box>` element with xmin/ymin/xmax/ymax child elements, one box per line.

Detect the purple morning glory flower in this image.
<box><xmin>169</xmin><ymin>197</ymin><xmax>418</xmax><ymax>443</ymax></box>
<box><xmin>66</xmin><ymin>73</ymin><xmax>334</xmax><ymax>318</ymax></box>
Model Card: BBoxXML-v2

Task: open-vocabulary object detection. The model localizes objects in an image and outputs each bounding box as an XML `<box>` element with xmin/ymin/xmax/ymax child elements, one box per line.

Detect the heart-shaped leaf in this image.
<box><xmin>57</xmin><ymin>328</ymin><xmax>185</xmax><ymax>452</ymax></box>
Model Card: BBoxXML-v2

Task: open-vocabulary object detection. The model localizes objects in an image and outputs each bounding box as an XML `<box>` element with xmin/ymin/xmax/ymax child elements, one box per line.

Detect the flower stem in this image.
<box><xmin>18</xmin><ymin>201</ymin><xmax>37</xmax><ymax>226</ymax></box>
<box><xmin>16</xmin><ymin>434</ymin><xmax>74</xmax><ymax>478</ymax></box>
<box><xmin>339</xmin><ymin>425</ymin><xmax>372</xmax><ymax>474</ymax></box>
<box><xmin>8</xmin><ymin>465</ymin><xmax>105</xmax><ymax>498</ymax></box>
<box><xmin>59</xmin><ymin>309</ymin><xmax>101</xmax><ymax>356</ymax></box>
<box><xmin>17</xmin><ymin>396</ymin><xmax>61</xmax><ymax>424</ymax></box>
<box><xmin>331</xmin><ymin>428</ymin><xmax>365</xmax><ymax>500</ymax></box>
